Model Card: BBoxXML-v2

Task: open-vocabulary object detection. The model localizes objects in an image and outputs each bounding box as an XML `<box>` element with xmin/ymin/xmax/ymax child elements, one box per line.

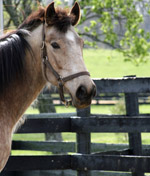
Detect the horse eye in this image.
<box><xmin>51</xmin><ymin>42</ymin><xmax>60</xmax><ymax>49</ymax></box>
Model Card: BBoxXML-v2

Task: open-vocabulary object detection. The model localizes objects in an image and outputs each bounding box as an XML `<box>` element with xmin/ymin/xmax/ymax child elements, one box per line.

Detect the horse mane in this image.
<box><xmin>0</xmin><ymin>29</ymin><xmax>31</xmax><ymax>94</ymax></box>
<box><xmin>19</xmin><ymin>6</ymin><xmax>75</xmax><ymax>33</ymax></box>
<box><xmin>0</xmin><ymin>5</ymin><xmax>74</xmax><ymax>94</ymax></box>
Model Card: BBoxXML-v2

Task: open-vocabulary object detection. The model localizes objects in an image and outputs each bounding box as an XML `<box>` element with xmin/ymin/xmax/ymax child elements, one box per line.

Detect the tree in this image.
<box><xmin>76</xmin><ymin>0</ymin><xmax>150</xmax><ymax>65</ymax></box>
<box><xmin>3</xmin><ymin>0</ymin><xmax>150</xmax><ymax>64</ymax></box>
<box><xmin>3</xmin><ymin>0</ymin><xmax>43</xmax><ymax>28</ymax></box>
<box><xmin>36</xmin><ymin>91</ymin><xmax>62</xmax><ymax>143</ymax></box>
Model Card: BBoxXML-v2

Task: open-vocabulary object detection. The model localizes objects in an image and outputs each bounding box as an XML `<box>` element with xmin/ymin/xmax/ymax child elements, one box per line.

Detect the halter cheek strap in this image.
<box><xmin>41</xmin><ymin>23</ymin><xmax>90</xmax><ymax>107</ymax></box>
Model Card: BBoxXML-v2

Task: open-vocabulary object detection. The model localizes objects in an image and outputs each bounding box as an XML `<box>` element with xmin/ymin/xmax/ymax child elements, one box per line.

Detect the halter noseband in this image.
<box><xmin>41</xmin><ymin>23</ymin><xmax>90</xmax><ymax>107</ymax></box>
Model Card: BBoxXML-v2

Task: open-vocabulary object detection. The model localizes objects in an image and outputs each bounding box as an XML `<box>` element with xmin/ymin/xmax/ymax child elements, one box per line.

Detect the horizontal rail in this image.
<box><xmin>12</xmin><ymin>141</ymin><xmax>76</xmax><ymax>153</ymax></box>
<box><xmin>71</xmin><ymin>116</ymin><xmax>150</xmax><ymax>132</ymax></box>
<box><xmin>4</xmin><ymin>155</ymin><xmax>71</xmax><ymax>171</ymax></box>
<box><xmin>16</xmin><ymin>117</ymin><xmax>71</xmax><ymax>133</ymax></box>
<box><xmin>93</xmin><ymin>77</ymin><xmax>150</xmax><ymax>93</ymax></box>
<box><xmin>4</xmin><ymin>154</ymin><xmax>150</xmax><ymax>172</ymax></box>
<box><xmin>16</xmin><ymin>115</ymin><xmax>150</xmax><ymax>133</ymax></box>
<box><xmin>72</xmin><ymin>154</ymin><xmax>150</xmax><ymax>172</ymax></box>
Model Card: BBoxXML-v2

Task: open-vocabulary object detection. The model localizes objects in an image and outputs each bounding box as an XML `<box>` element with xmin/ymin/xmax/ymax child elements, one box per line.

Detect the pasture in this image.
<box><xmin>12</xmin><ymin>49</ymin><xmax>150</xmax><ymax>156</ymax></box>
<box><xmin>83</xmin><ymin>49</ymin><xmax>150</xmax><ymax>78</ymax></box>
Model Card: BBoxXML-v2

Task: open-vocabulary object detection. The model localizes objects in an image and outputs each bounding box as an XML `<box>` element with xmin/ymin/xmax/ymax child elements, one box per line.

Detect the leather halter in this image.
<box><xmin>41</xmin><ymin>22</ymin><xmax>90</xmax><ymax>107</ymax></box>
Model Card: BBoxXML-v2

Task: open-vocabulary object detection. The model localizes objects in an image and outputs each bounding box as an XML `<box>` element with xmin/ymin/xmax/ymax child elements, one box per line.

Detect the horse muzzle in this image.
<box><xmin>73</xmin><ymin>84</ymin><xmax>96</xmax><ymax>109</ymax></box>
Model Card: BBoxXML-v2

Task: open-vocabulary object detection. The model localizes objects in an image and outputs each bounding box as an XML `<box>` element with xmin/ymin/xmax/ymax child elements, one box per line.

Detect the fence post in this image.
<box><xmin>76</xmin><ymin>107</ymin><xmax>91</xmax><ymax>176</ymax></box>
<box><xmin>125</xmin><ymin>93</ymin><xmax>144</xmax><ymax>176</ymax></box>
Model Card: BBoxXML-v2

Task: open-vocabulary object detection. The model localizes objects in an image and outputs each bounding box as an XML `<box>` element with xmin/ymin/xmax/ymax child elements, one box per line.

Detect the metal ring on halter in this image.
<box><xmin>41</xmin><ymin>41</ymin><xmax>45</xmax><ymax>50</ymax></box>
<box><xmin>64</xmin><ymin>100</ymin><xmax>72</xmax><ymax>108</ymax></box>
<box><xmin>58</xmin><ymin>76</ymin><xmax>64</xmax><ymax>86</ymax></box>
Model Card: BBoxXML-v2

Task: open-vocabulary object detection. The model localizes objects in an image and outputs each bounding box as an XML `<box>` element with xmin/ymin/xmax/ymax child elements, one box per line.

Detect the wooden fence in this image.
<box><xmin>1</xmin><ymin>76</ymin><xmax>150</xmax><ymax>176</ymax></box>
<box><xmin>39</xmin><ymin>88</ymin><xmax>150</xmax><ymax>106</ymax></box>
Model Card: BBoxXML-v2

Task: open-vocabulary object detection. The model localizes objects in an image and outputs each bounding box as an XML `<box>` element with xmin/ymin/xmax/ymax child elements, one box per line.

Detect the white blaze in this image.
<box><xmin>65</xmin><ymin>30</ymin><xmax>75</xmax><ymax>42</ymax></box>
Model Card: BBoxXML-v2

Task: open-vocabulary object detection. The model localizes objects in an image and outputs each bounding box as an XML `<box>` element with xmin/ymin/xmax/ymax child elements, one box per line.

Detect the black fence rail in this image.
<box><xmin>1</xmin><ymin>76</ymin><xmax>150</xmax><ymax>176</ymax></box>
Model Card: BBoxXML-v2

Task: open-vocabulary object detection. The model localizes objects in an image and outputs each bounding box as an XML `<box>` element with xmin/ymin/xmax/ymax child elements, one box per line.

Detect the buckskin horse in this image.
<box><xmin>0</xmin><ymin>2</ymin><xmax>96</xmax><ymax>171</ymax></box>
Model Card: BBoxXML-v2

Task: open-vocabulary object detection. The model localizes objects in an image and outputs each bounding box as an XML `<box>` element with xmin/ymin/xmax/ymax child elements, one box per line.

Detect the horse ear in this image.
<box><xmin>70</xmin><ymin>2</ymin><xmax>80</xmax><ymax>26</ymax></box>
<box><xmin>45</xmin><ymin>2</ymin><xmax>56</xmax><ymax>24</ymax></box>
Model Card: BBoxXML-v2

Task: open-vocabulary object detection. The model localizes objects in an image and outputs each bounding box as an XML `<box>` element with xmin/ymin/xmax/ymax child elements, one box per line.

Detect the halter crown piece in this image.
<box><xmin>41</xmin><ymin>22</ymin><xmax>90</xmax><ymax>107</ymax></box>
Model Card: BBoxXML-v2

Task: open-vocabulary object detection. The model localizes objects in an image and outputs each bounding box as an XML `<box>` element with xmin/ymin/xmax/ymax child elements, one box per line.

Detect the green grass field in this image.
<box><xmin>12</xmin><ymin>49</ymin><xmax>150</xmax><ymax>155</ymax></box>
<box><xmin>83</xmin><ymin>49</ymin><xmax>150</xmax><ymax>78</ymax></box>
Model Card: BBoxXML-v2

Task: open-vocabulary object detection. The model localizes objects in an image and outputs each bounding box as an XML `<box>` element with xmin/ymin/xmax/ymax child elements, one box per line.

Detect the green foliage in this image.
<box><xmin>78</xmin><ymin>0</ymin><xmax>150</xmax><ymax>64</ymax></box>
<box><xmin>3</xmin><ymin>0</ymin><xmax>43</xmax><ymax>28</ymax></box>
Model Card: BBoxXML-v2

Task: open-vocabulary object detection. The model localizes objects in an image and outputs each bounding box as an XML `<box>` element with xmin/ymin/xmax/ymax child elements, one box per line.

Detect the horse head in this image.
<box><xmin>41</xmin><ymin>2</ymin><xmax>96</xmax><ymax>108</ymax></box>
<box><xmin>24</xmin><ymin>2</ymin><xmax>96</xmax><ymax>109</ymax></box>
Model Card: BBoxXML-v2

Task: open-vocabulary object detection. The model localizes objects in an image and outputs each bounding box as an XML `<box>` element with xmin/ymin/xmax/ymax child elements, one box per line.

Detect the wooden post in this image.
<box><xmin>125</xmin><ymin>93</ymin><xmax>144</xmax><ymax>176</ymax></box>
<box><xmin>76</xmin><ymin>107</ymin><xmax>91</xmax><ymax>176</ymax></box>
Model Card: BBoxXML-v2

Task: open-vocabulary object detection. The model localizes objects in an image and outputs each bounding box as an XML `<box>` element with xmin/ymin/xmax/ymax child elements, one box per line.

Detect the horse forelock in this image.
<box><xmin>0</xmin><ymin>29</ymin><xmax>31</xmax><ymax>94</ymax></box>
<box><xmin>47</xmin><ymin>7</ymin><xmax>75</xmax><ymax>33</ymax></box>
<box><xmin>20</xmin><ymin>6</ymin><xmax>75</xmax><ymax>33</ymax></box>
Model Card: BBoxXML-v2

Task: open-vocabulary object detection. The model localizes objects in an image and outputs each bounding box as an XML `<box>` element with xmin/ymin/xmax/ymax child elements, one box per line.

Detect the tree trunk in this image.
<box><xmin>37</xmin><ymin>93</ymin><xmax>63</xmax><ymax>143</ymax></box>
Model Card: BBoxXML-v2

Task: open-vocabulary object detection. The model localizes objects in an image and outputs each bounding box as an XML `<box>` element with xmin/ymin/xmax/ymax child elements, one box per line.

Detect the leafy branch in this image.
<box><xmin>77</xmin><ymin>0</ymin><xmax>150</xmax><ymax>64</ymax></box>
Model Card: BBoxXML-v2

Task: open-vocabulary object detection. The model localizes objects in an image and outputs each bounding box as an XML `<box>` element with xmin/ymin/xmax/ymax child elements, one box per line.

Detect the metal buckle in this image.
<box><xmin>64</xmin><ymin>100</ymin><xmax>71</xmax><ymax>108</ymax></box>
<box><xmin>58</xmin><ymin>76</ymin><xmax>64</xmax><ymax>86</ymax></box>
<box><xmin>42</xmin><ymin>56</ymin><xmax>48</xmax><ymax>63</ymax></box>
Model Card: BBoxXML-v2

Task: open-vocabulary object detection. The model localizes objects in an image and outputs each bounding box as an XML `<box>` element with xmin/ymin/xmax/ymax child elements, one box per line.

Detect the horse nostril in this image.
<box><xmin>76</xmin><ymin>85</ymin><xmax>87</xmax><ymax>101</ymax></box>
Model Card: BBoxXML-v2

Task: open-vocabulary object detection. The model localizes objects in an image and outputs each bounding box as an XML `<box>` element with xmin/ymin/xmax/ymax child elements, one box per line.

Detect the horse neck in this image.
<box><xmin>0</xmin><ymin>25</ymin><xmax>46</xmax><ymax>128</ymax></box>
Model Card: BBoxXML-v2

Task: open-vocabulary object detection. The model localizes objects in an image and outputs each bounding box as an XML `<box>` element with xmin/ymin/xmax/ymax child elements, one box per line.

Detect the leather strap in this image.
<box><xmin>62</xmin><ymin>71</ymin><xmax>90</xmax><ymax>83</ymax></box>
<box><xmin>44</xmin><ymin>57</ymin><xmax>90</xmax><ymax>83</ymax></box>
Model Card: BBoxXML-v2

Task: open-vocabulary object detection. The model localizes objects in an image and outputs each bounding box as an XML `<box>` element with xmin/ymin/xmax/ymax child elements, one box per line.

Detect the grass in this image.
<box><xmin>139</xmin><ymin>105</ymin><xmax>150</xmax><ymax>114</ymax></box>
<box><xmin>12</xmin><ymin>48</ymin><xmax>150</xmax><ymax>155</ymax></box>
<box><xmin>83</xmin><ymin>49</ymin><xmax>150</xmax><ymax>78</ymax></box>
<box><xmin>25</xmin><ymin>107</ymin><xmax>39</xmax><ymax>114</ymax></box>
<box><xmin>25</xmin><ymin>104</ymin><xmax>150</xmax><ymax>115</ymax></box>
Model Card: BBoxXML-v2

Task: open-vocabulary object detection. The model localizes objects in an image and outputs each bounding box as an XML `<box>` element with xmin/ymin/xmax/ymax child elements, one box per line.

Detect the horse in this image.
<box><xmin>0</xmin><ymin>2</ymin><xmax>96</xmax><ymax>171</ymax></box>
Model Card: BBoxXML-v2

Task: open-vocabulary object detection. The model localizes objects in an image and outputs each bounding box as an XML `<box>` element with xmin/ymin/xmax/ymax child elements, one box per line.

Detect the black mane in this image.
<box><xmin>0</xmin><ymin>29</ymin><xmax>30</xmax><ymax>93</ymax></box>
